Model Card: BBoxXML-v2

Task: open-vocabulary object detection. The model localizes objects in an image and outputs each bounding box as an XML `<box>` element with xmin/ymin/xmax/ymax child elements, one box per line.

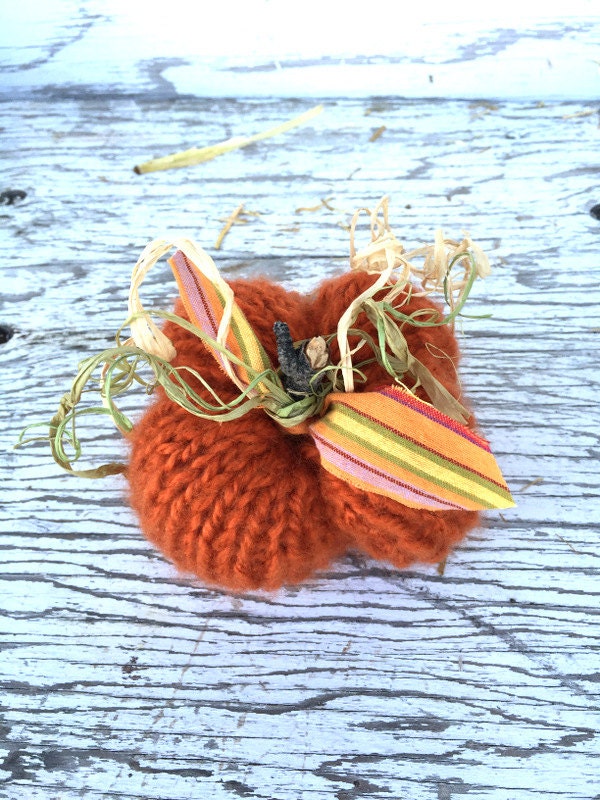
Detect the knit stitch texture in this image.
<box><xmin>128</xmin><ymin>271</ymin><xmax>479</xmax><ymax>590</ymax></box>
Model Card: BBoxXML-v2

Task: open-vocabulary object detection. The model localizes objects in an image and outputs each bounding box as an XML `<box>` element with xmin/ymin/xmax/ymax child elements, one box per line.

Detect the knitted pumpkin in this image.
<box><xmin>34</xmin><ymin>200</ymin><xmax>514</xmax><ymax>591</ymax></box>
<box><xmin>129</xmin><ymin>272</ymin><xmax>473</xmax><ymax>590</ymax></box>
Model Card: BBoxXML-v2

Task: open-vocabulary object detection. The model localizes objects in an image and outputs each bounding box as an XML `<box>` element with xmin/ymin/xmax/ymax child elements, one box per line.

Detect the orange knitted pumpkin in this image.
<box><xmin>128</xmin><ymin>269</ymin><xmax>480</xmax><ymax>591</ymax></box>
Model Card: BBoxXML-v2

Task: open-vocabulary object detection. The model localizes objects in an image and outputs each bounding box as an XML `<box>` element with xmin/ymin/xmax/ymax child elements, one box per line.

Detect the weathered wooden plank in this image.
<box><xmin>1</xmin><ymin>94</ymin><xmax>599</xmax><ymax>800</ymax></box>
<box><xmin>1</xmin><ymin>2</ymin><xmax>599</xmax><ymax>100</ymax></box>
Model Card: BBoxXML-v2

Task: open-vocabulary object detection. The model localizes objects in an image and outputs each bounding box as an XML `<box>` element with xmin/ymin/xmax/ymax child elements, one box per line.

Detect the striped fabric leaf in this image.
<box><xmin>309</xmin><ymin>385</ymin><xmax>515</xmax><ymax>511</ymax></box>
<box><xmin>169</xmin><ymin>249</ymin><xmax>273</xmax><ymax>393</ymax></box>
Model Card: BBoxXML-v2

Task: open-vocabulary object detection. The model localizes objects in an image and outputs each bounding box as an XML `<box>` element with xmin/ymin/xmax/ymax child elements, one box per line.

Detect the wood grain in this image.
<box><xmin>2</xmin><ymin>2</ymin><xmax>599</xmax><ymax>100</ymax></box>
<box><xmin>1</xmin><ymin>92</ymin><xmax>599</xmax><ymax>800</ymax></box>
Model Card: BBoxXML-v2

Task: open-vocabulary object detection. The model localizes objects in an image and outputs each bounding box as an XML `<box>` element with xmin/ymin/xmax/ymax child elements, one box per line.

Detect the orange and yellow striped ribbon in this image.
<box><xmin>169</xmin><ymin>250</ymin><xmax>273</xmax><ymax>394</ymax></box>
<box><xmin>309</xmin><ymin>386</ymin><xmax>514</xmax><ymax>511</ymax></box>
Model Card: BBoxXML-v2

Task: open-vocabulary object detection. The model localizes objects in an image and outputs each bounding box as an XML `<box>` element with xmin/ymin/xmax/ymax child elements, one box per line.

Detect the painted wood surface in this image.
<box><xmin>2</xmin><ymin>93</ymin><xmax>599</xmax><ymax>800</ymax></box>
<box><xmin>1</xmin><ymin>1</ymin><xmax>600</xmax><ymax>100</ymax></box>
<box><xmin>1</xmin><ymin>7</ymin><xmax>600</xmax><ymax>800</ymax></box>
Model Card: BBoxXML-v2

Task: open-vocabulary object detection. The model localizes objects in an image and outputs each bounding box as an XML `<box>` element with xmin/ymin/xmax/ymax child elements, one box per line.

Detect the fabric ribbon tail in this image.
<box><xmin>167</xmin><ymin>248</ymin><xmax>278</xmax><ymax>397</ymax></box>
<box><xmin>309</xmin><ymin>385</ymin><xmax>515</xmax><ymax>512</ymax></box>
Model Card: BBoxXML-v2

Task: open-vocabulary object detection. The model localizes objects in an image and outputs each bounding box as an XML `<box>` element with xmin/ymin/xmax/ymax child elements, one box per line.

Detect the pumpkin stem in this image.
<box><xmin>273</xmin><ymin>321</ymin><xmax>328</xmax><ymax>397</ymax></box>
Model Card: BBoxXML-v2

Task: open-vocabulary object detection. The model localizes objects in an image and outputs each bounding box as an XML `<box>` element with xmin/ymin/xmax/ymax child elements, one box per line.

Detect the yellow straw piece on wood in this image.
<box><xmin>214</xmin><ymin>203</ymin><xmax>245</xmax><ymax>250</ymax></box>
<box><xmin>369</xmin><ymin>125</ymin><xmax>386</xmax><ymax>142</ymax></box>
<box><xmin>134</xmin><ymin>105</ymin><xmax>324</xmax><ymax>174</ymax></box>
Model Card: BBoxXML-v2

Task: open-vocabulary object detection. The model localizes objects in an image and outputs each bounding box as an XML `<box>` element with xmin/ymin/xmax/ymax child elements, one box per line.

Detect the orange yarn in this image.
<box><xmin>128</xmin><ymin>271</ymin><xmax>479</xmax><ymax>590</ymax></box>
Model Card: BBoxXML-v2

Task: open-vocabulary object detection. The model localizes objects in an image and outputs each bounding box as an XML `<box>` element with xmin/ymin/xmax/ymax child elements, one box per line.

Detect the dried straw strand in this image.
<box><xmin>134</xmin><ymin>105</ymin><xmax>323</xmax><ymax>174</ymax></box>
